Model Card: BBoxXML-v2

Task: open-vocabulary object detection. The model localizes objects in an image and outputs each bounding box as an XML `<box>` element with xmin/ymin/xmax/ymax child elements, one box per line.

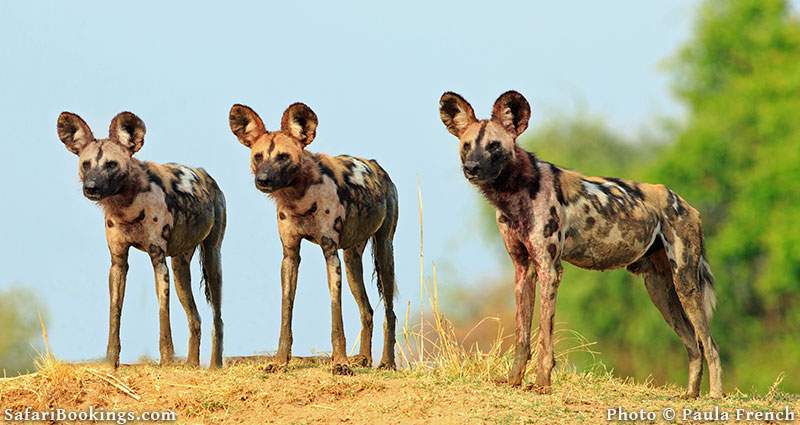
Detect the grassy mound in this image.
<box><xmin>1</xmin><ymin>354</ymin><xmax>797</xmax><ymax>424</ymax></box>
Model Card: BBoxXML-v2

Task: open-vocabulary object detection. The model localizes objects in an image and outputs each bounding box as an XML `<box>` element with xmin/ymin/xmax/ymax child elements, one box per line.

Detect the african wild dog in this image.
<box><xmin>57</xmin><ymin>111</ymin><xmax>226</xmax><ymax>369</ymax></box>
<box><xmin>229</xmin><ymin>102</ymin><xmax>399</xmax><ymax>375</ymax></box>
<box><xmin>439</xmin><ymin>91</ymin><xmax>722</xmax><ymax>398</ymax></box>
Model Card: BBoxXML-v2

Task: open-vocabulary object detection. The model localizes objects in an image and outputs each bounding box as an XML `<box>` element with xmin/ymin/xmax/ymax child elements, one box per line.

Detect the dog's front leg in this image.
<box><xmin>274</xmin><ymin>239</ymin><xmax>301</xmax><ymax>368</ymax></box>
<box><xmin>533</xmin><ymin>255</ymin><xmax>563</xmax><ymax>393</ymax></box>
<box><xmin>497</xmin><ymin>213</ymin><xmax>534</xmax><ymax>386</ymax></box>
<box><xmin>106</xmin><ymin>245</ymin><xmax>130</xmax><ymax>369</ymax></box>
<box><xmin>508</xmin><ymin>257</ymin><xmax>534</xmax><ymax>386</ymax></box>
<box><xmin>321</xmin><ymin>237</ymin><xmax>351</xmax><ymax>376</ymax></box>
<box><xmin>148</xmin><ymin>244</ymin><xmax>174</xmax><ymax>365</ymax></box>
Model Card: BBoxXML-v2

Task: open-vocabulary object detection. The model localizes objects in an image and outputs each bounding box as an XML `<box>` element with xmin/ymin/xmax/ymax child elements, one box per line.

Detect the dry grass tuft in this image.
<box><xmin>398</xmin><ymin>260</ymin><xmax>598</xmax><ymax>385</ymax></box>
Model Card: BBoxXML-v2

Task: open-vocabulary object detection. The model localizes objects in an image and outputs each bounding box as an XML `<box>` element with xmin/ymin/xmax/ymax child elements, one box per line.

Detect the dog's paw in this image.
<box><xmin>263</xmin><ymin>363</ymin><xmax>287</xmax><ymax>374</ymax></box>
<box><xmin>332</xmin><ymin>363</ymin><xmax>354</xmax><ymax>376</ymax></box>
<box><xmin>526</xmin><ymin>383</ymin><xmax>552</xmax><ymax>394</ymax></box>
<box><xmin>680</xmin><ymin>391</ymin><xmax>700</xmax><ymax>400</ymax></box>
<box><xmin>377</xmin><ymin>361</ymin><xmax>396</xmax><ymax>371</ymax></box>
<box><xmin>349</xmin><ymin>355</ymin><xmax>371</xmax><ymax>368</ymax></box>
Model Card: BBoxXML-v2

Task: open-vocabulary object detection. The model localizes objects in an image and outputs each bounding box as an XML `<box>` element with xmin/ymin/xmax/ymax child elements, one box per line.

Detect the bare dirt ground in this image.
<box><xmin>1</xmin><ymin>355</ymin><xmax>798</xmax><ymax>424</ymax></box>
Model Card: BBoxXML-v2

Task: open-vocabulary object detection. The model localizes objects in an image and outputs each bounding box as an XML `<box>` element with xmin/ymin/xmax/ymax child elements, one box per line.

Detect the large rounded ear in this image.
<box><xmin>491</xmin><ymin>91</ymin><xmax>531</xmax><ymax>137</ymax></box>
<box><xmin>109</xmin><ymin>112</ymin><xmax>146</xmax><ymax>154</ymax></box>
<box><xmin>229</xmin><ymin>104</ymin><xmax>267</xmax><ymax>147</ymax></box>
<box><xmin>57</xmin><ymin>112</ymin><xmax>95</xmax><ymax>155</ymax></box>
<box><xmin>439</xmin><ymin>92</ymin><xmax>476</xmax><ymax>137</ymax></box>
<box><xmin>280</xmin><ymin>103</ymin><xmax>318</xmax><ymax>145</ymax></box>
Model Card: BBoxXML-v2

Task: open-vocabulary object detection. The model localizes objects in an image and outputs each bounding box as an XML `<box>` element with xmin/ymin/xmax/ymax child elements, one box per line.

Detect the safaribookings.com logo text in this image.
<box><xmin>607</xmin><ymin>406</ymin><xmax>796</xmax><ymax>422</ymax></box>
<box><xmin>4</xmin><ymin>406</ymin><xmax>176</xmax><ymax>424</ymax></box>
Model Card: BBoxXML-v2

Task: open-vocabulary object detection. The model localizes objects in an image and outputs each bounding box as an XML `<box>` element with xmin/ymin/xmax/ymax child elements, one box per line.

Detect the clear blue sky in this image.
<box><xmin>0</xmin><ymin>1</ymin><xmax>696</xmax><ymax>364</ymax></box>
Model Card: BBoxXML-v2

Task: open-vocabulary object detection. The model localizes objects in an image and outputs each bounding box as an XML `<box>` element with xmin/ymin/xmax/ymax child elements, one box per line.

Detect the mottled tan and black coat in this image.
<box><xmin>439</xmin><ymin>91</ymin><xmax>722</xmax><ymax>398</ymax></box>
<box><xmin>229</xmin><ymin>103</ymin><xmax>399</xmax><ymax>375</ymax></box>
<box><xmin>57</xmin><ymin>112</ymin><xmax>226</xmax><ymax>369</ymax></box>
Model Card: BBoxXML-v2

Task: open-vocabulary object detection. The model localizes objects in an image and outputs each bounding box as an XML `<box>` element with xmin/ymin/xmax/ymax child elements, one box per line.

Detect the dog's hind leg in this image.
<box><xmin>661</xmin><ymin>219</ymin><xmax>722</xmax><ymax>397</ymax></box>
<box><xmin>629</xmin><ymin>247</ymin><xmax>703</xmax><ymax>398</ymax></box>
<box><xmin>172</xmin><ymin>250</ymin><xmax>201</xmax><ymax>367</ymax></box>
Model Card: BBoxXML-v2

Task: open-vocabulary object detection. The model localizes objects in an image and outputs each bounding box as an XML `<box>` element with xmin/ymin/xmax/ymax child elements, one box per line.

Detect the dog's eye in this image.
<box><xmin>462</xmin><ymin>142</ymin><xmax>471</xmax><ymax>152</ymax></box>
<box><xmin>105</xmin><ymin>161</ymin><xmax>118</xmax><ymax>170</ymax></box>
<box><xmin>253</xmin><ymin>153</ymin><xmax>263</xmax><ymax>163</ymax></box>
<box><xmin>487</xmin><ymin>141</ymin><xmax>501</xmax><ymax>151</ymax></box>
<box><xmin>82</xmin><ymin>161</ymin><xmax>91</xmax><ymax>171</ymax></box>
<box><xmin>276</xmin><ymin>153</ymin><xmax>290</xmax><ymax>162</ymax></box>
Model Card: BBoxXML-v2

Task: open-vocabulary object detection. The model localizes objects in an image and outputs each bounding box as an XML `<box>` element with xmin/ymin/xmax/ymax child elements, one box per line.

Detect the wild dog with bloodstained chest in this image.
<box><xmin>57</xmin><ymin>111</ymin><xmax>226</xmax><ymax>369</ymax></box>
<box><xmin>229</xmin><ymin>103</ymin><xmax>398</xmax><ymax>375</ymax></box>
<box><xmin>438</xmin><ymin>91</ymin><xmax>722</xmax><ymax>398</ymax></box>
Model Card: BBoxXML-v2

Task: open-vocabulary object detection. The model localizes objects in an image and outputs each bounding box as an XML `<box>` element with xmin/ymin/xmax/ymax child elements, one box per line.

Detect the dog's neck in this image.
<box><xmin>99</xmin><ymin>158</ymin><xmax>149</xmax><ymax>215</ymax></box>
<box><xmin>270</xmin><ymin>151</ymin><xmax>321</xmax><ymax>208</ymax></box>
<box><xmin>478</xmin><ymin>145</ymin><xmax>539</xmax><ymax>214</ymax></box>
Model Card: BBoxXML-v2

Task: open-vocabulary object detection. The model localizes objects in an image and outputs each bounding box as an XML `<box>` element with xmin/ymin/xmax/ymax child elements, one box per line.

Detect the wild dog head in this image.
<box><xmin>439</xmin><ymin>91</ymin><xmax>531</xmax><ymax>184</ymax></box>
<box><xmin>229</xmin><ymin>103</ymin><xmax>318</xmax><ymax>193</ymax></box>
<box><xmin>57</xmin><ymin>112</ymin><xmax>146</xmax><ymax>201</ymax></box>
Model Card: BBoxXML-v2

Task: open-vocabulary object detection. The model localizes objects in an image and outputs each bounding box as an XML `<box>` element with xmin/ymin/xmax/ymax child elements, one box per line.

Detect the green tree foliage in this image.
<box><xmin>464</xmin><ymin>0</ymin><xmax>800</xmax><ymax>392</ymax></box>
<box><xmin>655</xmin><ymin>0</ymin><xmax>800</xmax><ymax>390</ymax></box>
<box><xmin>0</xmin><ymin>287</ymin><xmax>45</xmax><ymax>376</ymax></box>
